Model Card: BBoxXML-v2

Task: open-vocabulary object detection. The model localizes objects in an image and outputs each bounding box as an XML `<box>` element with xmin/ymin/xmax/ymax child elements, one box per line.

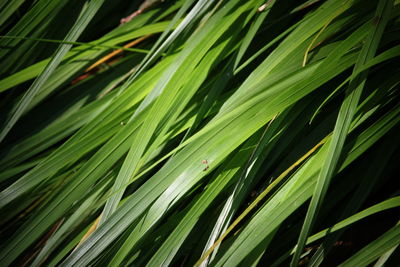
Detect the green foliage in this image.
<box><xmin>0</xmin><ymin>0</ymin><xmax>399</xmax><ymax>266</ymax></box>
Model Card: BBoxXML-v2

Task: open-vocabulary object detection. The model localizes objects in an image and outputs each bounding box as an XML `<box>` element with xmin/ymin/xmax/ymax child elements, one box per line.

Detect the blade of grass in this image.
<box><xmin>0</xmin><ymin>35</ymin><xmax>151</xmax><ymax>54</ymax></box>
<box><xmin>373</xmin><ymin>245</ymin><xmax>399</xmax><ymax>267</ymax></box>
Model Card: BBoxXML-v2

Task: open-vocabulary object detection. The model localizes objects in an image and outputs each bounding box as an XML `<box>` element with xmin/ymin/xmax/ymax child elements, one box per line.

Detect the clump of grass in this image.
<box><xmin>0</xmin><ymin>0</ymin><xmax>399</xmax><ymax>266</ymax></box>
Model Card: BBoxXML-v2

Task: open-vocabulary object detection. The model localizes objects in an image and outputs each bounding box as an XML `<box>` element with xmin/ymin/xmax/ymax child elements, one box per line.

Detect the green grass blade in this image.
<box><xmin>0</xmin><ymin>35</ymin><xmax>151</xmax><ymax>54</ymax></box>
<box><xmin>373</xmin><ymin>245</ymin><xmax>399</xmax><ymax>267</ymax></box>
